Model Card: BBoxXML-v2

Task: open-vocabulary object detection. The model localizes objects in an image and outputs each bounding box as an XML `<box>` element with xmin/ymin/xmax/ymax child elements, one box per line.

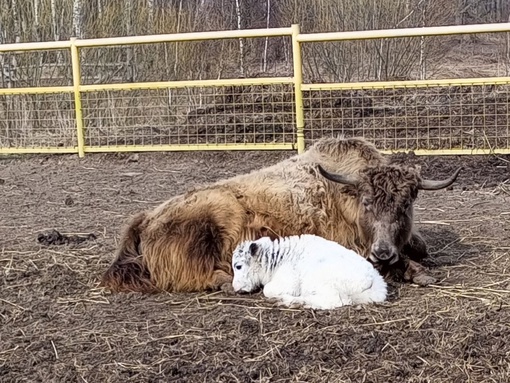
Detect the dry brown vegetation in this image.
<box><xmin>1</xmin><ymin>1</ymin><xmax>510</xmax><ymax>151</ymax></box>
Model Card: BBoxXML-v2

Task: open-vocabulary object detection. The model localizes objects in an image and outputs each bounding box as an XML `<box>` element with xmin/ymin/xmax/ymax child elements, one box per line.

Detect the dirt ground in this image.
<box><xmin>1</xmin><ymin>149</ymin><xmax>510</xmax><ymax>383</ymax></box>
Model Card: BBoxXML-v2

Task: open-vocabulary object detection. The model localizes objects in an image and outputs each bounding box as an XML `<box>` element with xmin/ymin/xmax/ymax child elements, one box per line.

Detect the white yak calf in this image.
<box><xmin>231</xmin><ymin>234</ymin><xmax>387</xmax><ymax>310</ymax></box>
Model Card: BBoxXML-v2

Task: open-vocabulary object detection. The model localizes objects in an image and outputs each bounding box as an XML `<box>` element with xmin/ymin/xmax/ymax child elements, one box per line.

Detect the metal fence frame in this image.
<box><xmin>1</xmin><ymin>22</ymin><xmax>510</xmax><ymax>157</ymax></box>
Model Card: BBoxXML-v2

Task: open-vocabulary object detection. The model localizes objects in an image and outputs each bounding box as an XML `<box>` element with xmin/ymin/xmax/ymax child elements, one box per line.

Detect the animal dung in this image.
<box><xmin>37</xmin><ymin>229</ymin><xmax>97</xmax><ymax>246</ymax></box>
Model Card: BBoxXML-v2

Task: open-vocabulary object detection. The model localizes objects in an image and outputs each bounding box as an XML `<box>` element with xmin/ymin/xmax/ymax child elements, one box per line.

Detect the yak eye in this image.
<box><xmin>235</xmin><ymin>264</ymin><xmax>242</xmax><ymax>270</ymax></box>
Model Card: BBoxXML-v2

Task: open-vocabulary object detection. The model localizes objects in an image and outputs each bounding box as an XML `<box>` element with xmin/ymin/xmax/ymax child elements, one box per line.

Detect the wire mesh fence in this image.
<box><xmin>2</xmin><ymin>82</ymin><xmax>510</xmax><ymax>153</ymax></box>
<box><xmin>303</xmin><ymin>83</ymin><xmax>510</xmax><ymax>152</ymax></box>
<box><xmin>0</xmin><ymin>92</ymin><xmax>76</xmax><ymax>149</ymax></box>
<box><xmin>81</xmin><ymin>84</ymin><xmax>296</xmax><ymax>148</ymax></box>
<box><xmin>2</xmin><ymin>24</ymin><xmax>510</xmax><ymax>155</ymax></box>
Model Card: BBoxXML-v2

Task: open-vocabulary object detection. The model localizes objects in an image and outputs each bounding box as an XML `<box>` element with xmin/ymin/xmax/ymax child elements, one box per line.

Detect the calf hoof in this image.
<box><xmin>275</xmin><ymin>299</ymin><xmax>302</xmax><ymax>310</ymax></box>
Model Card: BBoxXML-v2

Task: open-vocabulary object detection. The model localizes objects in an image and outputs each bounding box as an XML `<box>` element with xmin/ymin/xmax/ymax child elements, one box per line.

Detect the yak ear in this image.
<box><xmin>249</xmin><ymin>242</ymin><xmax>258</xmax><ymax>256</ymax></box>
<box><xmin>259</xmin><ymin>226</ymin><xmax>280</xmax><ymax>241</ymax></box>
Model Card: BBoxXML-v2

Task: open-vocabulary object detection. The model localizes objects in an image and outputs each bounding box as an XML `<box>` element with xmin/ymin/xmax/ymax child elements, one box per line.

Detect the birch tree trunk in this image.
<box><xmin>419</xmin><ymin>1</ymin><xmax>427</xmax><ymax>80</ymax></box>
<box><xmin>262</xmin><ymin>0</ymin><xmax>271</xmax><ymax>72</ymax></box>
<box><xmin>235</xmin><ymin>0</ymin><xmax>245</xmax><ymax>77</ymax></box>
<box><xmin>125</xmin><ymin>0</ymin><xmax>136</xmax><ymax>81</ymax></box>
<box><xmin>50</xmin><ymin>0</ymin><xmax>64</xmax><ymax>65</ymax></box>
<box><xmin>98</xmin><ymin>0</ymin><xmax>103</xmax><ymax>19</ymax></box>
<box><xmin>174</xmin><ymin>0</ymin><xmax>183</xmax><ymax>78</ymax></box>
<box><xmin>34</xmin><ymin>0</ymin><xmax>43</xmax><ymax>86</ymax></box>
<box><xmin>10</xmin><ymin>0</ymin><xmax>20</xmax><ymax>85</ymax></box>
<box><xmin>34</xmin><ymin>0</ymin><xmax>40</xmax><ymax>40</ymax></box>
<box><xmin>506</xmin><ymin>13</ymin><xmax>510</xmax><ymax>76</ymax></box>
<box><xmin>72</xmin><ymin>0</ymin><xmax>83</xmax><ymax>38</ymax></box>
<box><xmin>147</xmin><ymin>0</ymin><xmax>155</xmax><ymax>28</ymax></box>
<box><xmin>6</xmin><ymin>0</ymin><xmax>22</xmax><ymax>146</ymax></box>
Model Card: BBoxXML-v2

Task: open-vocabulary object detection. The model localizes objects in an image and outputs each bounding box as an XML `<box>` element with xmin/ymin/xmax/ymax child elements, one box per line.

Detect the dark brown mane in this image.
<box><xmin>362</xmin><ymin>165</ymin><xmax>419</xmax><ymax>210</ymax></box>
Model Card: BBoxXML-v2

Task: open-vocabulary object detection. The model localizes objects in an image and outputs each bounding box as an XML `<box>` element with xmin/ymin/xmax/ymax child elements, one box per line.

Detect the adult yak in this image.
<box><xmin>100</xmin><ymin>136</ymin><xmax>461</xmax><ymax>293</ymax></box>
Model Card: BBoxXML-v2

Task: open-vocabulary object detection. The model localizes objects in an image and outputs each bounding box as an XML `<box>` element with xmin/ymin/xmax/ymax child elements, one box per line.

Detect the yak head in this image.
<box><xmin>317</xmin><ymin>163</ymin><xmax>461</xmax><ymax>265</ymax></box>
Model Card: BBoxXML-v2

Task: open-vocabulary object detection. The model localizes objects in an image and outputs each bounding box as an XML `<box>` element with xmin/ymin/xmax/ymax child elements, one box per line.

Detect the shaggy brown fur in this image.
<box><xmin>100</xmin><ymin>136</ymin><xmax>461</xmax><ymax>293</ymax></box>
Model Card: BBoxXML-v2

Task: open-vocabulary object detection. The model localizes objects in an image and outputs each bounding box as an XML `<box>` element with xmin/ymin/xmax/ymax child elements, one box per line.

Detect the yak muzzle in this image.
<box><xmin>370</xmin><ymin>242</ymin><xmax>399</xmax><ymax>265</ymax></box>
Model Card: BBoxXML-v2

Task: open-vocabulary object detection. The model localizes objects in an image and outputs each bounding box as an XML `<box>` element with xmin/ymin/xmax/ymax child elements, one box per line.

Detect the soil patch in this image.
<box><xmin>1</xmin><ymin>150</ymin><xmax>509</xmax><ymax>382</ymax></box>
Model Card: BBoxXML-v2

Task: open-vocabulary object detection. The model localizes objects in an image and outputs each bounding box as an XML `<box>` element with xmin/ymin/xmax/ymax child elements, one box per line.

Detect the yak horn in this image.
<box><xmin>317</xmin><ymin>164</ymin><xmax>358</xmax><ymax>186</ymax></box>
<box><xmin>419</xmin><ymin>167</ymin><xmax>462</xmax><ymax>190</ymax></box>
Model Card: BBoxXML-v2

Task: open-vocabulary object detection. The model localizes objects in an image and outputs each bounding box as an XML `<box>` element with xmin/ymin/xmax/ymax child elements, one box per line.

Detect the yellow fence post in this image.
<box><xmin>70</xmin><ymin>37</ymin><xmax>86</xmax><ymax>157</ymax></box>
<box><xmin>291</xmin><ymin>24</ymin><xmax>305</xmax><ymax>154</ymax></box>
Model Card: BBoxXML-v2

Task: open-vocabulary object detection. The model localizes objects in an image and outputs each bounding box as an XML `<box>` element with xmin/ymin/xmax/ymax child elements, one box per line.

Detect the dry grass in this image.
<box><xmin>0</xmin><ymin>150</ymin><xmax>509</xmax><ymax>382</ymax></box>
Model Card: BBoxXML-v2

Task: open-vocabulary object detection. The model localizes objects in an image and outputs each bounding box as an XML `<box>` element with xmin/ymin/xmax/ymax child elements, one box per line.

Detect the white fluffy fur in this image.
<box><xmin>232</xmin><ymin>234</ymin><xmax>387</xmax><ymax>310</ymax></box>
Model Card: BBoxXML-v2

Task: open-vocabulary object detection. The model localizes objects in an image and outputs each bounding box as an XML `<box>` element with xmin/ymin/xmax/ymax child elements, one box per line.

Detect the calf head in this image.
<box><xmin>318</xmin><ymin>164</ymin><xmax>461</xmax><ymax>265</ymax></box>
<box><xmin>232</xmin><ymin>238</ymin><xmax>271</xmax><ymax>293</ymax></box>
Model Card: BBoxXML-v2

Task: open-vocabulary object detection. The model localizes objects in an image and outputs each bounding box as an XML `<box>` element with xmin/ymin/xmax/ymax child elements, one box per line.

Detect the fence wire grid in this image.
<box><xmin>81</xmin><ymin>84</ymin><xmax>296</xmax><ymax>147</ymax></box>
<box><xmin>303</xmin><ymin>83</ymin><xmax>510</xmax><ymax>152</ymax></box>
<box><xmin>0</xmin><ymin>93</ymin><xmax>76</xmax><ymax>149</ymax></box>
<box><xmin>2</xmin><ymin>24</ymin><xmax>510</xmax><ymax>155</ymax></box>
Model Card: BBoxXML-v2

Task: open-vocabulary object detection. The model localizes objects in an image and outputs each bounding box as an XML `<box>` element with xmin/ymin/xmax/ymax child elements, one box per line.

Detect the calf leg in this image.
<box><xmin>208</xmin><ymin>270</ymin><xmax>235</xmax><ymax>294</ymax></box>
<box><xmin>263</xmin><ymin>281</ymin><xmax>286</xmax><ymax>299</ymax></box>
<box><xmin>273</xmin><ymin>294</ymin><xmax>308</xmax><ymax>309</ymax></box>
<box><xmin>271</xmin><ymin>293</ymin><xmax>343</xmax><ymax>310</ymax></box>
<box><xmin>302</xmin><ymin>292</ymin><xmax>349</xmax><ymax>310</ymax></box>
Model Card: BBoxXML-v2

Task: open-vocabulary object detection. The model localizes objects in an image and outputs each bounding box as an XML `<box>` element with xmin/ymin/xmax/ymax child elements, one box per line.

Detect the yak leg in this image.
<box><xmin>404</xmin><ymin>260</ymin><xmax>437</xmax><ymax>286</ymax></box>
<box><xmin>402</xmin><ymin>231</ymin><xmax>428</xmax><ymax>261</ymax></box>
<box><xmin>208</xmin><ymin>262</ymin><xmax>235</xmax><ymax>294</ymax></box>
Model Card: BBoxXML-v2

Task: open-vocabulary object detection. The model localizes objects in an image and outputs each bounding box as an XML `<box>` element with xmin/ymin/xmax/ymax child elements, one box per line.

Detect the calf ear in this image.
<box><xmin>249</xmin><ymin>242</ymin><xmax>258</xmax><ymax>256</ymax></box>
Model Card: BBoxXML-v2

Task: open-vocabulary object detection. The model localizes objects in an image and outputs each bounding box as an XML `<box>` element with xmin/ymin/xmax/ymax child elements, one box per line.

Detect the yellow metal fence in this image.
<box><xmin>1</xmin><ymin>23</ymin><xmax>510</xmax><ymax>157</ymax></box>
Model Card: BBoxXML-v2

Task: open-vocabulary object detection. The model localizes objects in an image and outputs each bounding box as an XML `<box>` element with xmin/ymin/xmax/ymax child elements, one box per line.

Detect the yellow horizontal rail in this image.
<box><xmin>298</xmin><ymin>22</ymin><xmax>510</xmax><ymax>42</ymax></box>
<box><xmin>0</xmin><ymin>27</ymin><xmax>292</xmax><ymax>53</ymax></box>
<box><xmin>0</xmin><ymin>147</ymin><xmax>78</xmax><ymax>154</ymax></box>
<box><xmin>0</xmin><ymin>144</ymin><xmax>295</xmax><ymax>155</ymax></box>
<box><xmin>2</xmin><ymin>146</ymin><xmax>505</xmax><ymax>156</ymax></box>
<box><xmin>0</xmin><ymin>40</ymin><xmax>71</xmax><ymax>52</ymax></box>
<box><xmin>84</xmin><ymin>143</ymin><xmax>295</xmax><ymax>153</ymax></box>
<box><xmin>75</xmin><ymin>27</ymin><xmax>293</xmax><ymax>47</ymax></box>
<box><xmin>302</xmin><ymin>76</ymin><xmax>510</xmax><ymax>90</ymax></box>
<box><xmin>79</xmin><ymin>77</ymin><xmax>294</xmax><ymax>92</ymax></box>
<box><xmin>380</xmin><ymin>148</ymin><xmax>510</xmax><ymax>156</ymax></box>
<box><xmin>0</xmin><ymin>78</ymin><xmax>293</xmax><ymax>95</ymax></box>
<box><xmin>0</xmin><ymin>86</ymin><xmax>73</xmax><ymax>95</ymax></box>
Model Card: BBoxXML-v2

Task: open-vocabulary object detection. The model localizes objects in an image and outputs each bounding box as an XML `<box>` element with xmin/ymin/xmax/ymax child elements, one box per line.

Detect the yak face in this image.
<box><xmin>317</xmin><ymin>164</ymin><xmax>461</xmax><ymax>265</ymax></box>
<box><xmin>356</xmin><ymin>166</ymin><xmax>418</xmax><ymax>265</ymax></box>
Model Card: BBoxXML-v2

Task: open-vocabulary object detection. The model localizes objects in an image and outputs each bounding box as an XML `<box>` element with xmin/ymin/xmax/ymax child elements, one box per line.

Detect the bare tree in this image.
<box><xmin>125</xmin><ymin>0</ymin><xmax>136</xmax><ymax>81</ymax></box>
<box><xmin>174</xmin><ymin>0</ymin><xmax>183</xmax><ymax>78</ymax></box>
<box><xmin>147</xmin><ymin>0</ymin><xmax>155</xmax><ymax>28</ymax></box>
<box><xmin>235</xmin><ymin>0</ymin><xmax>245</xmax><ymax>77</ymax></box>
<box><xmin>72</xmin><ymin>0</ymin><xmax>83</xmax><ymax>38</ymax></box>
<box><xmin>262</xmin><ymin>0</ymin><xmax>271</xmax><ymax>72</ymax></box>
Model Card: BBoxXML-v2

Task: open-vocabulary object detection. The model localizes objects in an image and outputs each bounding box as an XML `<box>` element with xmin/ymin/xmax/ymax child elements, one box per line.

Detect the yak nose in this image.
<box><xmin>370</xmin><ymin>242</ymin><xmax>399</xmax><ymax>265</ymax></box>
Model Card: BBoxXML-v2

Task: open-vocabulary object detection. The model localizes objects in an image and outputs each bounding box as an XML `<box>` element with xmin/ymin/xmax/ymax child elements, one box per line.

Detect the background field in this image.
<box><xmin>1</xmin><ymin>150</ymin><xmax>509</xmax><ymax>382</ymax></box>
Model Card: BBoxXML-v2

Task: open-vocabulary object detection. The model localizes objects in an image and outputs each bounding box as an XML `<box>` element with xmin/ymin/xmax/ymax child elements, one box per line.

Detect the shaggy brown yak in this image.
<box><xmin>100</xmin><ymin>136</ymin><xmax>461</xmax><ymax>293</ymax></box>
